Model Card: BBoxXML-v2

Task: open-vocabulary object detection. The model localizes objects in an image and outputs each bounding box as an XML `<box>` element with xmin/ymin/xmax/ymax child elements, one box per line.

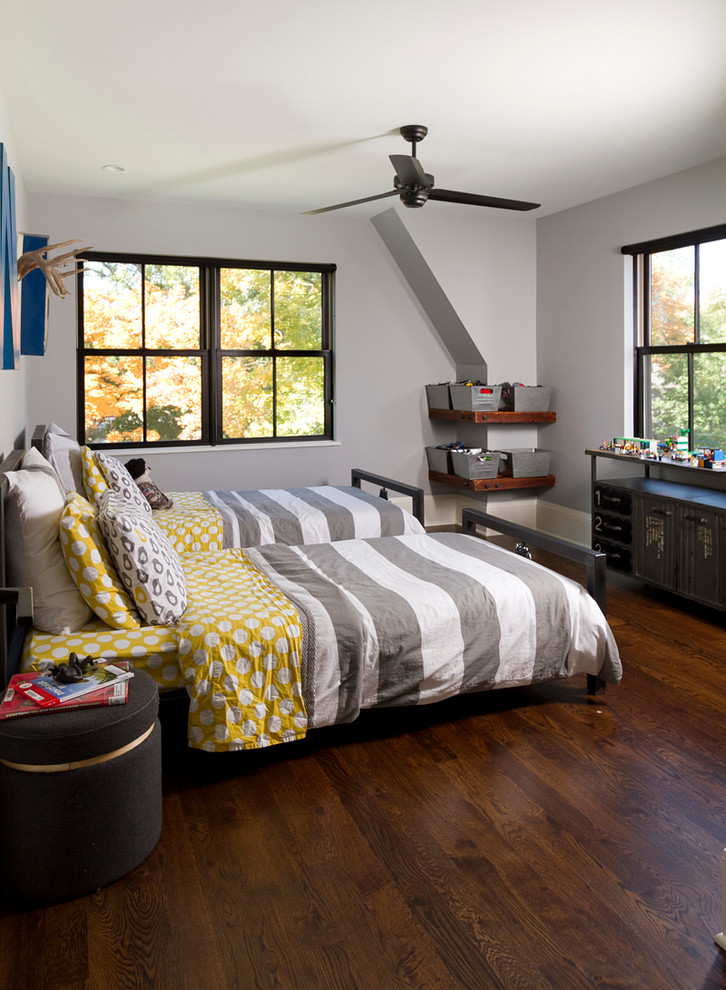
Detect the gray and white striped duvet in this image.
<box><xmin>247</xmin><ymin>533</ymin><xmax>622</xmax><ymax>729</ymax></box>
<box><xmin>204</xmin><ymin>486</ymin><xmax>424</xmax><ymax>549</ymax></box>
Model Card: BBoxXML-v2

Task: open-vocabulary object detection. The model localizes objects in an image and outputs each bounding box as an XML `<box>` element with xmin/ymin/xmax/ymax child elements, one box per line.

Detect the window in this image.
<box><xmin>77</xmin><ymin>252</ymin><xmax>335</xmax><ymax>448</ymax></box>
<box><xmin>625</xmin><ymin>223</ymin><xmax>726</xmax><ymax>449</ymax></box>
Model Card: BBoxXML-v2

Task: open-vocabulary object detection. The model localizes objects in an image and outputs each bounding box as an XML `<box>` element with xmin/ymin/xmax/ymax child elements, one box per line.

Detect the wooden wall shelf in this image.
<box><xmin>429</xmin><ymin>408</ymin><xmax>556</xmax><ymax>424</ymax></box>
<box><xmin>428</xmin><ymin>470</ymin><xmax>556</xmax><ymax>492</ymax></box>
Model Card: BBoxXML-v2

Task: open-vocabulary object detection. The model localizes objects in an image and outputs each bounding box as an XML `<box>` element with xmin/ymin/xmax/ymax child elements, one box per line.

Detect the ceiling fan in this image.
<box><xmin>304</xmin><ymin>125</ymin><xmax>540</xmax><ymax>215</ymax></box>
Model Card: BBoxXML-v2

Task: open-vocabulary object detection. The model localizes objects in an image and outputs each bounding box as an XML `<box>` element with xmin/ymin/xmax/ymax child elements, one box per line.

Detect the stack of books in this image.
<box><xmin>0</xmin><ymin>662</ymin><xmax>134</xmax><ymax>719</ymax></box>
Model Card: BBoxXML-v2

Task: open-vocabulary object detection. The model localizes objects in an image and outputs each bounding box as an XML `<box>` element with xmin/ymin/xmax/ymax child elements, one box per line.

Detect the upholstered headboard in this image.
<box><xmin>0</xmin><ymin>450</ymin><xmax>34</xmax><ymax>687</ymax></box>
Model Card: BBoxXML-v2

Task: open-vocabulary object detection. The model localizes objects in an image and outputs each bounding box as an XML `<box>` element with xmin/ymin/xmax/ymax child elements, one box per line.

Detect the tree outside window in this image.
<box><xmin>78</xmin><ymin>254</ymin><xmax>334</xmax><ymax>447</ymax></box>
<box><xmin>626</xmin><ymin>226</ymin><xmax>726</xmax><ymax>450</ymax></box>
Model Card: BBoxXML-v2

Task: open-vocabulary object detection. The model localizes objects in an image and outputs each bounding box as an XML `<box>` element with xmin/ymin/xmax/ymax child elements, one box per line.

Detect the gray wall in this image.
<box><xmin>23</xmin><ymin>192</ymin><xmax>538</xmax><ymax>497</ymax></box>
<box><xmin>537</xmin><ymin>156</ymin><xmax>726</xmax><ymax>521</ymax></box>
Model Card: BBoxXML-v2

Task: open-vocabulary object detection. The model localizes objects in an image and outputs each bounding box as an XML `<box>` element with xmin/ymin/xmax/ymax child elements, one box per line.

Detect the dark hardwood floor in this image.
<box><xmin>2</xmin><ymin>567</ymin><xmax>726</xmax><ymax>989</ymax></box>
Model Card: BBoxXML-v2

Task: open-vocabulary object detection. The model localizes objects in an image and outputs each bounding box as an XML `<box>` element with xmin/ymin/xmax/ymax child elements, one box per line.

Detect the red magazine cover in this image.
<box><xmin>0</xmin><ymin>669</ymin><xmax>129</xmax><ymax>718</ymax></box>
<box><xmin>12</xmin><ymin>661</ymin><xmax>133</xmax><ymax>709</ymax></box>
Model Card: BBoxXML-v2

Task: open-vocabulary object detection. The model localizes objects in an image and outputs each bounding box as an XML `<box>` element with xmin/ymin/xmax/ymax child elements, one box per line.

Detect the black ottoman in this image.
<box><xmin>0</xmin><ymin>668</ymin><xmax>161</xmax><ymax>901</ymax></box>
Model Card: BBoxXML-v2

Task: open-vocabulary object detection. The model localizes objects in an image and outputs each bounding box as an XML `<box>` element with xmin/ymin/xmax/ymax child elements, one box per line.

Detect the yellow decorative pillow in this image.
<box><xmin>59</xmin><ymin>492</ymin><xmax>141</xmax><ymax>629</ymax></box>
<box><xmin>81</xmin><ymin>446</ymin><xmax>108</xmax><ymax>505</ymax></box>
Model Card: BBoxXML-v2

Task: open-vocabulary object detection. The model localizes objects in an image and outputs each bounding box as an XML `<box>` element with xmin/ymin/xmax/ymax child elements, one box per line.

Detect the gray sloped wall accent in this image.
<box><xmin>370</xmin><ymin>208</ymin><xmax>486</xmax><ymax>382</ymax></box>
<box><xmin>370</xmin><ymin>206</ymin><xmax>491</xmax><ymax>478</ymax></box>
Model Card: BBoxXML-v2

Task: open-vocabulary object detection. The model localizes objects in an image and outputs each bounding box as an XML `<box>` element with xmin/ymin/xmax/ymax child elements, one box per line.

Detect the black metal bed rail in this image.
<box><xmin>350</xmin><ymin>469</ymin><xmax>425</xmax><ymax>526</ymax></box>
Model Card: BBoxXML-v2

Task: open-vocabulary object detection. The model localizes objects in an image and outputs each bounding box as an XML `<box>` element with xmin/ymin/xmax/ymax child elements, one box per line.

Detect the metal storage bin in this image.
<box><xmin>497</xmin><ymin>448</ymin><xmax>551</xmax><ymax>477</ymax></box>
<box><xmin>426</xmin><ymin>446</ymin><xmax>454</xmax><ymax>473</ymax></box>
<box><xmin>425</xmin><ymin>384</ymin><xmax>452</xmax><ymax>409</ymax></box>
<box><xmin>451</xmin><ymin>450</ymin><xmax>501</xmax><ymax>480</ymax></box>
<box><xmin>449</xmin><ymin>384</ymin><xmax>502</xmax><ymax>412</ymax></box>
<box><xmin>500</xmin><ymin>385</ymin><xmax>552</xmax><ymax>412</ymax></box>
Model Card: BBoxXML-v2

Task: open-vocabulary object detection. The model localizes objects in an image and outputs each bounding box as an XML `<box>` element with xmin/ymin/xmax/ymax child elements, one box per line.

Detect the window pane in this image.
<box><xmin>83</xmin><ymin>262</ymin><xmax>142</xmax><ymax>349</ymax></box>
<box><xmin>645</xmin><ymin>352</ymin><xmax>689</xmax><ymax>442</ymax></box>
<box><xmin>144</xmin><ymin>265</ymin><xmax>200</xmax><ymax>349</ymax></box>
<box><xmin>276</xmin><ymin>356</ymin><xmax>326</xmax><ymax>436</ymax></box>
<box><xmin>220</xmin><ymin>269</ymin><xmax>271</xmax><ymax>349</ymax></box>
<box><xmin>693</xmin><ymin>351</ymin><xmax>726</xmax><ymax>448</ymax></box>
<box><xmin>222</xmin><ymin>356</ymin><xmax>273</xmax><ymax>438</ymax></box>
<box><xmin>650</xmin><ymin>246</ymin><xmax>695</xmax><ymax>345</ymax></box>
<box><xmin>84</xmin><ymin>355</ymin><xmax>143</xmax><ymax>442</ymax></box>
<box><xmin>274</xmin><ymin>271</ymin><xmax>322</xmax><ymax>350</ymax></box>
<box><xmin>146</xmin><ymin>356</ymin><xmax>202</xmax><ymax>441</ymax></box>
<box><xmin>699</xmin><ymin>240</ymin><xmax>726</xmax><ymax>344</ymax></box>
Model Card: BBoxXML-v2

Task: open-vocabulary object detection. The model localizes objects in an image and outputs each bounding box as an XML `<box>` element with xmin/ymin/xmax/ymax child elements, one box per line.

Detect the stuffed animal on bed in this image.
<box><xmin>124</xmin><ymin>458</ymin><xmax>174</xmax><ymax>510</ymax></box>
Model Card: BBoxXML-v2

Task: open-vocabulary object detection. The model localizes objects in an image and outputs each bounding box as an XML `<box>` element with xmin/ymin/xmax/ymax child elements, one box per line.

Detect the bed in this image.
<box><xmin>32</xmin><ymin>424</ymin><xmax>426</xmax><ymax>551</ymax></box>
<box><xmin>0</xmin><ymin>446</ymin><xmax>622</xmax><ymax>754</ymax></box>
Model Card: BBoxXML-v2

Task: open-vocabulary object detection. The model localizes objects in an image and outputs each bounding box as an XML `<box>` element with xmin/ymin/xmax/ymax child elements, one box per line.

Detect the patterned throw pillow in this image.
<box><xmin>95</xmin><ymin>450</ymin><xmax>152</xmax><ymax>516</ymax></box>
<box><xmin>81</xmin><ymin>446</ymin><xmax>108</xmax><ymax>504</ymax></box>
<box><xmin>96</xmin><ymin>491</ymin><xmax>188</xmax><ymax>625</ymax></box>
<box><xmin>59</xmin><ymin>492</ymin><xmax>141</xmax><ymax>630</ymax></box>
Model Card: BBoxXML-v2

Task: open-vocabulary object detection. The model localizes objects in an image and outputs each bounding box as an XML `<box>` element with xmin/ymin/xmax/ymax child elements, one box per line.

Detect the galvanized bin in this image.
<box><xmin>497</xmin><ymin>448</ymin><xmax>551</xmax><ymax>477</ymax></box>
<box><xmin>451</xmin><ymin>450</ymin><xmax>501</xmax><ymax>480</ymax></box>
<box><xmin>449</xmin><ymin>384</ymin><xmax>502</xmax><ymax>412</ymax></box>
<box><xmin>426</xmin><ymin>446</ymin><xmax>454</xmax><ymax>473</ymax></box>
<box><xmin>425</xmin><ymin>384</ymin><xmax>452</xmax><ymax>409</ymax></box>
<box><xmin>500</xmin><ymin>385</ymin><xmax>552</xmax><ymax>412</ymax></box>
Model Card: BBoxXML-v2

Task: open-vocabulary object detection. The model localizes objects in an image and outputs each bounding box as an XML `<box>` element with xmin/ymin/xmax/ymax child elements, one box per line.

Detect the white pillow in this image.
<box><xmin>14</xmin><ymin>446</ymin><xmax>66</xmax><ymax>498</ymax></box>
<box><xmin>95</xmin><ymin>450</ymin><xmax>152</xmax><ymax>516</ymax></box>
<box><xmin>96</xmin><ymin>491</ymin><xmax>187</xmax><ymax>625</ymax></box>
<box><xmin>43</xmin><ymin>424</ymin><xmax>85</xmax><ymax>495</ymax></box>
<box><xmin>5</xmin><ymin>452</ymin><xmax>93</xmax><ymax>634</ymax></box>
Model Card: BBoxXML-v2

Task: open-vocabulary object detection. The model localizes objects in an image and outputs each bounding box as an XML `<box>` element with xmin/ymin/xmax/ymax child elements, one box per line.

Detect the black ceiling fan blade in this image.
<box><xmin>303</xmin><ymin>189</ymin><xmax>399</xmax><ymax>215</ymax></box>
<box><xmin>389</xmin><ymin>154</ymin><xmax>431</xmax><ymax>188</ymax></box>
<box><xmin>427</xmin><ymin>188</ymin><xmax>540</xmax><ymax>211</ymax></box>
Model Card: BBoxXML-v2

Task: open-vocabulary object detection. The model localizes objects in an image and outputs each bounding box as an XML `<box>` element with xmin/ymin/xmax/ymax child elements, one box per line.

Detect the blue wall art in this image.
<box><xmin>20</xmin><ymin>233</ymin><xmax>50</xmax><ymax>356</ymax></box>
<box><xmin>0</xmin><ymin>142</ymin><xmax>19</xmax><ymax>370</ymax></box>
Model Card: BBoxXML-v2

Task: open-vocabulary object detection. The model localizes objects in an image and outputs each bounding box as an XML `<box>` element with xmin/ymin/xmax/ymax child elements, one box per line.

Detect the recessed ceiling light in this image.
<box><xmin>102</xmin><ymin>164</ymin><xmax>126</xmax><ymax>173</ymax></box>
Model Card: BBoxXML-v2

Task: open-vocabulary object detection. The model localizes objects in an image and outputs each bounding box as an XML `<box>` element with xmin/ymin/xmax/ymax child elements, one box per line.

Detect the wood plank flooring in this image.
<box><xmin>2</xmin><ymin>568</ymin><xmax>726</xmax><ymax>989</ymax></box>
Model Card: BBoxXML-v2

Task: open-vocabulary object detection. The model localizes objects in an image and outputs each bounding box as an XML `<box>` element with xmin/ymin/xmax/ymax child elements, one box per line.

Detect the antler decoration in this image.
<box><xmin>17</xmin><ymin>238</ymin><xmax>93</xmax><ymax>299</ymax></box>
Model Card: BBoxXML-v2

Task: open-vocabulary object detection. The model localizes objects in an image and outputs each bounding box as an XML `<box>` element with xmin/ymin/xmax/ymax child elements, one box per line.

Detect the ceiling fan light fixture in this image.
<box><xmin>400</xmin><ymin>187</ymin><xmax>429</xmax><ymax>208</ymax></box>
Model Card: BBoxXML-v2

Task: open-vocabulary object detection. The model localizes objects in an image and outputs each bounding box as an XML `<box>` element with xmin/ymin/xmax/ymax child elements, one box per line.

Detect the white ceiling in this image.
<box><xmin>2</xmin><ymin>0</ymin><xmax>726</xmax><ymax>219</ymax></box>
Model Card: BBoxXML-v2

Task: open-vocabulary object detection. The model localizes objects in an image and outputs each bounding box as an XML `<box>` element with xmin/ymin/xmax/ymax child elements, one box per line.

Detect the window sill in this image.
<box><xmin>101</xmin><ymin>440</ymin><xmax>342</xmax><ymax>457</ymax></box>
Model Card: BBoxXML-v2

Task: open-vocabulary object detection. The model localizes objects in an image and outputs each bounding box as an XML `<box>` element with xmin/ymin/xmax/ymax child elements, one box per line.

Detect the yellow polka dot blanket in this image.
<box><xmin>25</xmin><ymin>547</ymin><xmax>307</xmax><ymax>753</ymax></box>
<box><xmin>178</xmin><ymin>549</ymin><xmax>306</xmax><ymax>752</ymax></box>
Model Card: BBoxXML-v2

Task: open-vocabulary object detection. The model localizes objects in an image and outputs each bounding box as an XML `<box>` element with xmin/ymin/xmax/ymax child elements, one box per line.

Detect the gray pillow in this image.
<box><xmin>43</xmin><ymin>425</ymin><xmax>84</xmax><ymax>496</ymax></box>
<box><xmin>95</xmin><ymin>451</ymin><xmax>153</xmax><ymax>516</ymax></box>
<box><xmin>96</xmin><ymin>491</ymin><xmax>187</xmax><ymax>625</ymax></box>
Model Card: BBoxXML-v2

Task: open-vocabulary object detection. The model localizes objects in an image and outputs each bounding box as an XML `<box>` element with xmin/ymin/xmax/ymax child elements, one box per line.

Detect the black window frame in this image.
<box><xmin>76</xmin><ymin>251</ymin><xmax>336</xmax><ymax>449</ymax></box>
<box><xmin>623</xmin><ymin>222</ymin><xmax>726</xmax><ymax>441</ymax></box>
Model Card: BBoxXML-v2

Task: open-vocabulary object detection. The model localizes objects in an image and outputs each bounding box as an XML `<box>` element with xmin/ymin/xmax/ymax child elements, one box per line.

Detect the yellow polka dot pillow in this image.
<box><xmin>96</xmin><ymin>490</ymin><xmax>187</xmax><ymax>626</ymax></box>
<box><xmin>81</xmin><ymin>446</ymin><xmax>108</xmax><ymax>504</ymax></box>
<box><xmin>59</xmin><ymin>492</ymin><xmax>141</xmax><ymax>630</ymax></box>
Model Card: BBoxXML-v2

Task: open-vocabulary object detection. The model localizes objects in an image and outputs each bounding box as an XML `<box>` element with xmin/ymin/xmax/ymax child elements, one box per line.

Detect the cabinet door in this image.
<box><xmin>634</xmin><ymin>495</ymin><xmax>676</xmax><ymax>590</ymax></box>
<box><xmin>677</xmin><ymin>506</ymin><xmax>723</xmax><ymax>607</ymax></box>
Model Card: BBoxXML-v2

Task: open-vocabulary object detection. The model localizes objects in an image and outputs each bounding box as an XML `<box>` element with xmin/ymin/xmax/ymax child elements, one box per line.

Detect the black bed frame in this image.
<box><xmin>1</xmin><ymin>446</ymin><xmax>608</xmax><ymax>695</ymax></box>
